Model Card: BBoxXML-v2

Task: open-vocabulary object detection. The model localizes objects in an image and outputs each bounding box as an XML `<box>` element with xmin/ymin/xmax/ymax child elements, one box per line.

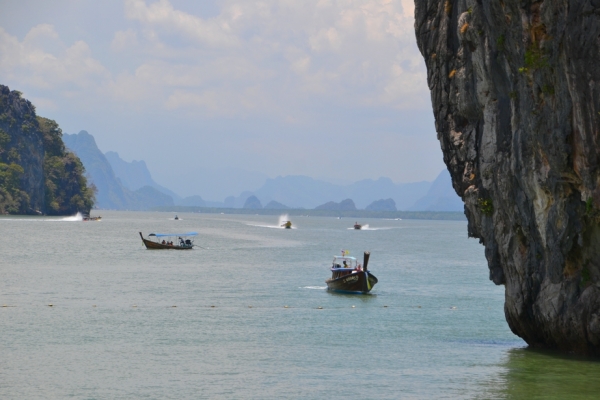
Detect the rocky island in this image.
<box><xmin>415</xmin><ymin>1</ymin><xmax>600</xmax><ymax>354</ymax></box>
<box><xmin>0</xmin><ymin>85</ymin><xmax>94</xmax><ymax>215</ymax></box>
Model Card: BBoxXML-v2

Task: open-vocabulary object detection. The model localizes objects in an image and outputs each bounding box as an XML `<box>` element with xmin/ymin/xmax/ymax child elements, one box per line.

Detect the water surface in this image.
<box><xmin>1</xmin><ymin>212</ymin><xmax>599</xmax><ymax>398</ymax></box>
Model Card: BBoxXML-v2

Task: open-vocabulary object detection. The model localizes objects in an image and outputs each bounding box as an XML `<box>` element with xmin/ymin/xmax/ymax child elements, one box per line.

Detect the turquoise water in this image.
<box><xmin>1</xmin><ymin>211</ymin><xmax>599</xmax><ymax>398</ymax></box>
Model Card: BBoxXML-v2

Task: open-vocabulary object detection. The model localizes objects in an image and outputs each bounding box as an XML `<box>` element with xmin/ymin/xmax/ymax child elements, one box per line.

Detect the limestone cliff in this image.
<box><xmin>0</xmin><ymin>85</ymin><xmax>94</xmax><ymax>215</ymax></box>
<box><xmin>415</xmin><ymin>0</ymin><xmax>600</xmax><ymax>354</ymax></box>
<box><xmin>63</xmin><ymin>131</ymin><xmax>174</xmax><ymax>210</ymax></box>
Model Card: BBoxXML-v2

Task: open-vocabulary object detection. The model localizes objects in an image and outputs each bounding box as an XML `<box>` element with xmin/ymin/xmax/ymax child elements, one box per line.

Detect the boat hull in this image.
<box><xmin>139</xmin><ymin>233</ymin><xmax>193</xmax><ymax>250</ymax></box>
<box><xmin>326</xmin><ymin>271</ymin><xmax>377</xmax><ymax>294</ymax></box>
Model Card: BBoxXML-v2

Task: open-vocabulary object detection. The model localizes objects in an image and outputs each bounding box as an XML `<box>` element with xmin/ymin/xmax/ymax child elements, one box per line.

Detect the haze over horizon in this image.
<box><xmin>0</xmin><ymin>0</ymin><xmax>445</xmax><ymax>199</ymax></box>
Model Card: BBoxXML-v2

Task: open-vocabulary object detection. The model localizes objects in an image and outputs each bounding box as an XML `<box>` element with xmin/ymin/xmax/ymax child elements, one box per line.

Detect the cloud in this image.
<box><xmin>309</xmin><ymin>27</ymin><xmax>341</xmax><ymax>52</ymax></box>
<box><xmin>124</xmin><ymin>0</ymin><xmax>239</xmax><ymax>47</ymax></box>
<box><xmin>1</xmin><ymin>1</ymin><xmax>427</xmax><ymax>116</ymax></box>
<box><xmin>0</xmin><ymin>25</ymin><xmax>109</xmax><ymax>93</ymax></box>
<box><xmin>110</xmin><ymin>29</ymin><xmax>138</xmax><ymax>52</ymax></box>
<box><xmin>165</xmin><ymin>86</ymin><xmax>269</xmax><ymax>116</ymax></box>
<box><xmin>23</xmin><ymin>23</ymin><xmax>60</xmax><ymax>43</ymax></box>
<box><xmin>111</xmin><ymin>0</ymin><xmax>428</xmax><ymax>114</ymax></box>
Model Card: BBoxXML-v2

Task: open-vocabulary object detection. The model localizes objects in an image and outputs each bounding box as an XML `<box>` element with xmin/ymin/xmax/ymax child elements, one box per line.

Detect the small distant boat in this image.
<box><xmin>83</xmin><ymin>215</ymin><xmax>101</xmax><ymax>221</ymax></box>
<box><xmin>353</xmin><ymin>222</ymin><xmax>362</xmax><ymax>230</ymax></box>
<box><xmin>326</xmin><ymin>251</ymin><xmax>377</xmax><ymax>294</ymax></box>
<box><xmin>174</xmin><ymin>215</ymin><xmax>179</xmax><ymax>220</ymax></box>
<box><xmin>139</xmin><ymin>232</ymin><xmax>197</xmax><ymax>250</ymax></box>
<box><xmin>281</xmin><ymin>221</ymin><xmax>292</xmax><ymax>229</ymax></box>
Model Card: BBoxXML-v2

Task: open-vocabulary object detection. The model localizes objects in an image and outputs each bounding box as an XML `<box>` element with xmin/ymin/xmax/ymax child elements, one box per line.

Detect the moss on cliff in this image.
<box><xmin>0</xmin><ymin>85</ymin><xmax>94</xmax><ymax>215</ymax></box>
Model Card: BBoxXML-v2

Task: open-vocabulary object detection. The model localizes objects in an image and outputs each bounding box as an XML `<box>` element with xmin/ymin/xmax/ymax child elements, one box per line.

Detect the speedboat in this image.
<box><xmin>174</xmin><ymin>215</ymin><xmax>179</xmax><ymax>220</ymax></box>
<box><xmin>326</xmin><ymin>251</ymin><xmax>377</xmax><ymax>294</ymax></box>
<box><xmin>139</xmin><ymin>232</ymin><xmax>197</xmax><ymax>250</ymax></box>
<box><xmin>281</xmin><ymin>221</ymin><xmax>292</xmax><ymax>229</ymax></box>
<box><xmin>353</xmin><ymin>222</ymin><xmax>362</xmax><ymax>230</ymax></box>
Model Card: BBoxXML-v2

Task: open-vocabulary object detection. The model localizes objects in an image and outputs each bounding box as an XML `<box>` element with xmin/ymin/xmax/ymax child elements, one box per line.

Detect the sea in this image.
<box><xmin>1</xmin><ymin>211</ymin><xmax>600</xmax><ymax>399</ymax></box>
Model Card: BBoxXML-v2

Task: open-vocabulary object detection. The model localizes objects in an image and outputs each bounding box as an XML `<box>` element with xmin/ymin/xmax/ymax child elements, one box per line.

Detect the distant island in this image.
<box><xmin>0</xmin><ymin>85</ymin><xmax>94</xmax><ymax>215</ymax></box>
<box><xmin>63</xmin><ymin>131</ymin><xmax>175</xmax><ymax>211</ymax></box>
<box><xmin>63</xmin><ymin>129</ymin><xmax>465</xmax><ymax>214</ymax></box>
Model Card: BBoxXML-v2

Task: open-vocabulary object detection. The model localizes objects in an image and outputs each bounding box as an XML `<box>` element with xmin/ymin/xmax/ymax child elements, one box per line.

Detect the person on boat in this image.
<box><xmin>343</xmin><ymin>260</ymin><xmax>348</xmax><ymax>268</ymax></box>
<box><xmin>162</xmin><ymin>240</ymin><xmax>166</xmax><ymax>245</ymax></box>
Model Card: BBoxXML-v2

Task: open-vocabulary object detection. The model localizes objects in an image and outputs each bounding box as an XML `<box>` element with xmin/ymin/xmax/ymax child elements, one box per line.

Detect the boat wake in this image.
<box><xmin>347</xmin><ymin>225</ymin><xmax>393</xmax><ymax>231</ymax></box>
<box><xmin>59</xmin><ymin>212</ymin><xmax>84</xmax><ymax>222</ymax></box>
<box><xmin>278</xmin><ymin>214</ymin><xmax>289</xmax><ymax>226</ymax></box>
<box><xmin>0</xmin><ymin>212</ymin><xmax>84</xmax><ymax>222</ymax></box>
<box><xmin>248</xmin><ymin>224</ymin><xmax>296</xmax><ymax>229</ymax></box>
<box><xmin>302</xmin><ymin>286</ymin><xmax>327</xmax><ymax>290</ymax></box>
<box><xmin>248</xmin><ymin>214</ymin><xmax>297</xmax><ymax>229</ymax></box>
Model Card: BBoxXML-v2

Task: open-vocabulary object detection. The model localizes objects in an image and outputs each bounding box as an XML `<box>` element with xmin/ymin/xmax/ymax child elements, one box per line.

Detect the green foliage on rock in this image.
<box><xmin>38</xmin><ymin>117</ymin><xmax>95</xmax><ymax>215</ymax></box>
<box><xmin>0</xmin><ymin>162</ymin><xmax>29</xmax><ymax>214</ymax></box>
<box><xmin>0</xmin><ymin>84</ymin><xmax>94</xmax><ymax>215</ymax></box>
<box><xmin>496</xmin><ymin>34</ymin><xmax>505</xmax><ymax>51</ymax></box>
<box><xmin>524</xmin><ymin>46</ymin><xmax>548</xmax><ymax>70</ymax></box>
<box><xmin>478</xmin><ymin>198</ymin><xmax>494</xmax><ymax>216</ymax></box>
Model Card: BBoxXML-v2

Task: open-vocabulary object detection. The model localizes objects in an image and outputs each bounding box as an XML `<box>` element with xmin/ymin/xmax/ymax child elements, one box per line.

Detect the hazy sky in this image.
<box><xmin>0</xmin><ymin>0</ymin><xmax>444</xmax><ymax>199</ymax></box>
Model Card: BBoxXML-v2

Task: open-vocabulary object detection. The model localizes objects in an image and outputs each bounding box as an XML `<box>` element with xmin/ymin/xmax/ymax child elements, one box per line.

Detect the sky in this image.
<box><xmin>0</xmin><ymin>0</ymin><xmax>444</xmax><ymax>200</ymax></box>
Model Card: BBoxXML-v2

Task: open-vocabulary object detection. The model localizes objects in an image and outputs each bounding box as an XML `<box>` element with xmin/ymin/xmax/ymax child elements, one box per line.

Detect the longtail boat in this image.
<box><xmin>326</xmin><ymin>251</ymin><xmax>377</xmax><ymax>294</ymax></box>
<box><xmin>139</xmin><ymin>232</ymin><xmax>197</xmax><ymax>250</ymax></box>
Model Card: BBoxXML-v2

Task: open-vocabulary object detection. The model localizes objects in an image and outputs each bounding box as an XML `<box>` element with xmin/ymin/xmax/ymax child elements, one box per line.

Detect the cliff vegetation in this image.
<box><xmin>0</xmin><ymin>85</ymin><xmax>94</xmax><ymax>215</ymax></box>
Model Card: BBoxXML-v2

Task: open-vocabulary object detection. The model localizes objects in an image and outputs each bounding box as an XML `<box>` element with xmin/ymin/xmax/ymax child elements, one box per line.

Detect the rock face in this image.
<box><xmin>415</xmin><ymin>1</ymin><xmax>600</xmax><ymax>354</ymax></box>
<box><xmin>104</xmin><ymin>151</ymin><xmax>181</xmax><ymax>201</ymax></box>
<box><xmin>264</xmin><ymin>200</ymin><xmax>290</xmax><ymax>210</ymax></box>
<box><xmin>0</xmin><ymin>87</ymin><xmax>45</xmax><ymax>213</ymax></box>
<box><xmin>64</xmin><ymin>131</ymin><xmax>174</xmax><ymax>210</ymax></box>
<box><xmin>243</xmin><ymin>195</ymin><xmax>263</xmax><ymax>209</ymax></box>
<box><xmin>178</xmin><ymin>195</ymin><xmax>207</xmax><ymax>207</ymax></box>
<box><xmin>252</xmin><ymin>175</ymin><xmax>431</xmax><ymax>210</ymax></box>
<box><xmin>63</xmin><ymin>131</ymin><xmax>129</xmax><ymax>209</ymax></box>
<box><xmin>409</xmin><ymin>169</ymin><xmax>464</xmax><ymax>211</ymax></box>
<box><xmin>315</xmin><ymin>198</ymin><xmax>357</xmax><ymax>211</ymax></box>
<box><xmin>366</xmin><ymin>198</ymin><xmax>397</xmax><ymax>211</ymax></box>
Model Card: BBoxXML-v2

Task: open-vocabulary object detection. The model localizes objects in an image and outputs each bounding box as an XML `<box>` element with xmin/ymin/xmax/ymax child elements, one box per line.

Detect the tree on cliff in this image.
<box><xmin>0</xmin><ymin>85</ymin><xmax>94</xmax><ymax>215</ymax></box>
<box><xmin>38</xmin><ymin>117</ymin><xmax>95</xmax><ymax>215</ymax></box>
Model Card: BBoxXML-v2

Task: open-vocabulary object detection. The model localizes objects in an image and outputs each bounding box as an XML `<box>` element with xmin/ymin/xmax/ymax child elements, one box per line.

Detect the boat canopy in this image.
<box><xmin>149</xmin><ymin>232</ymin><xmax>198</xmax><ymax>237</ymax></box>
<box><xmin>332</xmin><ymin>256</ymin><xmax>358</xmax><ymax>268</ymax></box>
<box><xmin>333</xmin><ymin>256</ymin><xmax>357</xmax><ymax>261</ymax></box>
